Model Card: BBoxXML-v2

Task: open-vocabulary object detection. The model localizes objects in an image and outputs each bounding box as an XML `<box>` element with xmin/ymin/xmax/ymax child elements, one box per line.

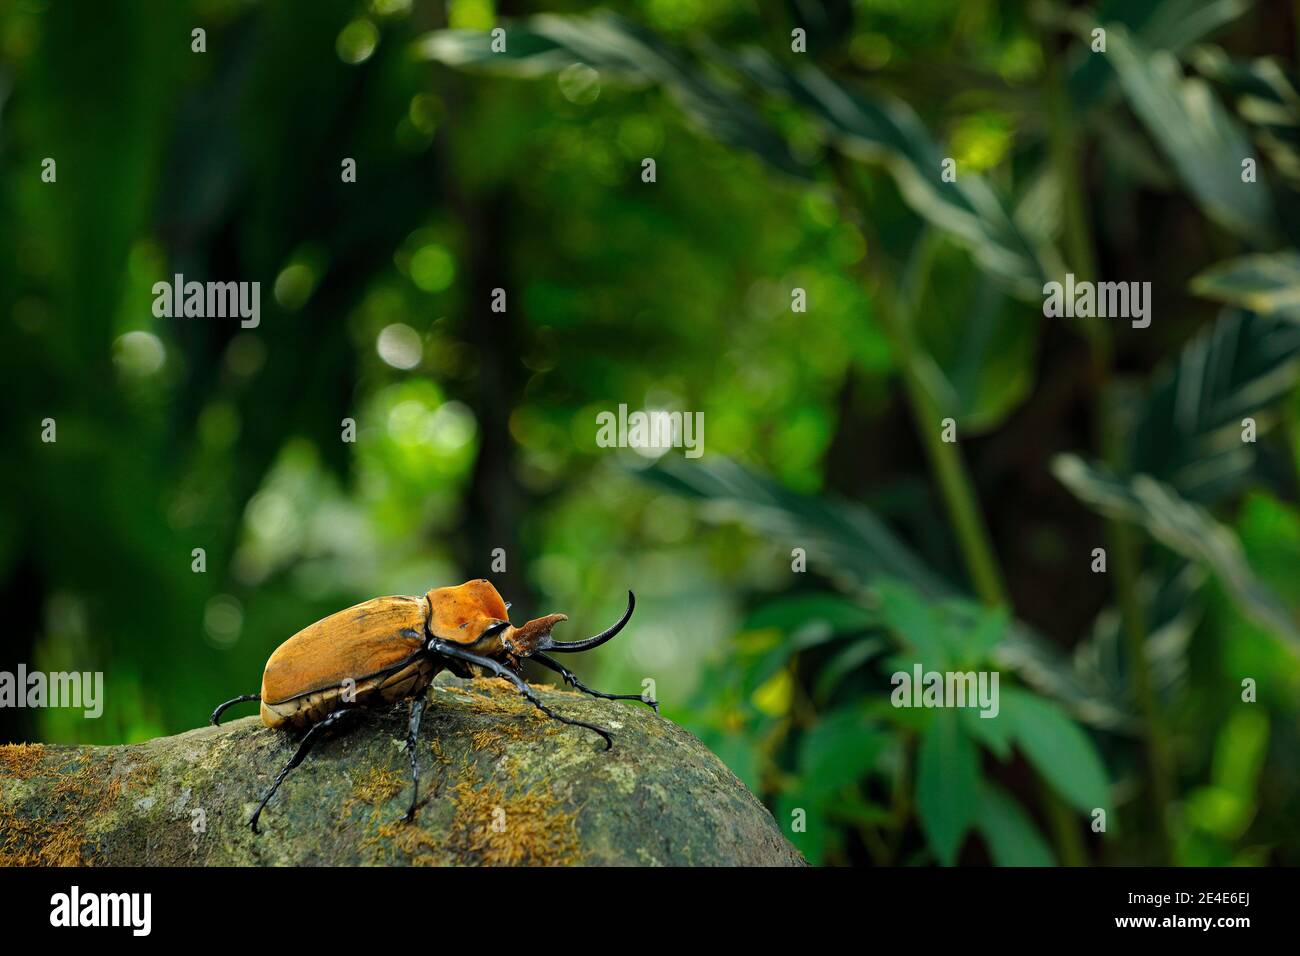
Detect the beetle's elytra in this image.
<box><xmin>211</xmin><ymin>579</ymin><xmax>652</xmax><ymax>833</ymax></box>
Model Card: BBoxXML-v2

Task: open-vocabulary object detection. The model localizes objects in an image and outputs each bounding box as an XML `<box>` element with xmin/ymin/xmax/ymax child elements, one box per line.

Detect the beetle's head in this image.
<box><xmin>424</xmin><ymin>580</ymin><xmax>636</xmax><ymax>659</ymax></box>
<box><xmin>501</xmin><ymin>591</ymin><xmax>636</xmax><ymax>659</ymax></box>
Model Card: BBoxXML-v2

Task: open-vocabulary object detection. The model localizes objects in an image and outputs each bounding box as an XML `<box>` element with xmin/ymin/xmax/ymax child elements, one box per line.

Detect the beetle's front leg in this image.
<box><xmin>530</xmin><ymin>651</ymin><xmax>658</xmax><ymax>712</ymax></box>
<box><xmin>430</xmin><ymin>640</ymin><xmax>613</xmax><ymax>750</ymax></box>
<box><xmin>403</xmin><ymin>694</ymin><xmax>427</xmax><ymax>822</ymax></box>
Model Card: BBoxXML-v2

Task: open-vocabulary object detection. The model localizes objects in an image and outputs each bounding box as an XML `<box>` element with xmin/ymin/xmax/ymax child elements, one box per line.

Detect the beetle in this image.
<box><xmin>210</xmin><ymin>579</ymin><xmax>651</xmax><ymax>833</ymax></box>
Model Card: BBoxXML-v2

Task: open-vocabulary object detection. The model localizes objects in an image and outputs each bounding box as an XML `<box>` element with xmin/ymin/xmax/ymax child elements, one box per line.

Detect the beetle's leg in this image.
<box><xmin>530</xmin><ymin>652</ymin><xmax>658</xmax><ymax>713</ymax></box>
<box><xmin>403</xmin><ymin>695</ymin><xmax>427</xmax><ymax>823</ymax></box>
<box><xmin>430</xmin><ymin>641</ymin><xmax>614</xmax><ymax>751</ymax></box>
<box><xmin>249</xmin><ymin>708</ymin><xmax>358</xmax><ymax>834</ymax></box>
<box><xmin>211</xmin><ymin>693</ymin><xmax>260</xmax><ymax>726</ymax></box>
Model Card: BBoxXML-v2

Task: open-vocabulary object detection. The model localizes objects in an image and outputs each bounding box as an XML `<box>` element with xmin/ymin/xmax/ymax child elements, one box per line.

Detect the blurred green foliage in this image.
<box><xmin>3</xmin><ymin>0</ymin><xmax>1300</xmax><ymax>867</ymax></box>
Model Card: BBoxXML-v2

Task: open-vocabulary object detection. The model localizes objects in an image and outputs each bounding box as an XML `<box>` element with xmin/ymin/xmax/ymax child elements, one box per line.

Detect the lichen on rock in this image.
<box><xmin>0</xmin><ymin>674</ymin><xmax>804</xmax><ymax>866</ymax></box>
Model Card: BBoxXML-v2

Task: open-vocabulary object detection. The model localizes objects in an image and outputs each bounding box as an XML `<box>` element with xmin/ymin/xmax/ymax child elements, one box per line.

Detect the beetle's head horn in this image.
<box><xmin>502</xmin><ymin>591</ymin><xmax>635</xmax><ymax>657</ymax></box>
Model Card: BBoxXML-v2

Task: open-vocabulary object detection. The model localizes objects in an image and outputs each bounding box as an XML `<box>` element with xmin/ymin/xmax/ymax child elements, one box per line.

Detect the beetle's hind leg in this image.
<box><xmin>403</xmin><ymin>695</ymin><xmax>427</xmax><ymax>823</ymax></box>
<box><xmin>531</xmin><ymin>651</ymin><xmax>659</xmax><ymax>712</ymax></box>
<box><xmin>211</xmin><ymin>693</ymin><xmax>260</xmax><ymax>726</ymax></box>
<box><xmin>431</xmin><ymin>641</ymin><xmax>614</xmax><ymax>750</ymax></box>
<box><xmin>249</xmin><ymin>708</ymin><xmax>359</xmax><ymax>834</ymax></box>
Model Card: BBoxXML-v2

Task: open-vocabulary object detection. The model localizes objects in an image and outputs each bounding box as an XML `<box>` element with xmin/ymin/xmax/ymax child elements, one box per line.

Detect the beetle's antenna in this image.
<box><xmin>544</xmin><ymin>591</ymin><xmax>635</xmax><ymax>653</ymax></box>
<box><xmin>211</xmin><ymin>693</ymin><xmax>261</xmax><ymax>726</ymax></box>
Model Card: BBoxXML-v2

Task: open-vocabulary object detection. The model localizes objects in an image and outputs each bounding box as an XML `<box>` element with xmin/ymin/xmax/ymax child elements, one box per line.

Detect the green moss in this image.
<box><xmin>1</xmin><ymin>675</ymin><xmax>804</xmax><ymax>866</ymax></box>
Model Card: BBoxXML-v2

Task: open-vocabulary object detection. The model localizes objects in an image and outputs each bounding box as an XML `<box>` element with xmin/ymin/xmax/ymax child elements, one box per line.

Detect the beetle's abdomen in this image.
<box><xmin>259</xmin><ymin>595</ymin><xmax>430</xmax><ymax>728</ymax></box>
<box><xmin>260</xmin><ymin>656</ymin><xmax>442</xmax><ymax>730</ymax></box>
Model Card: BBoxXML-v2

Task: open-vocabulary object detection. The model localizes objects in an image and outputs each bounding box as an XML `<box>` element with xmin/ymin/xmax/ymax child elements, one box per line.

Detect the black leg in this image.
<box><xmin>249</xmin><ymin>708</ymin><xmax>358</xmax><ymax>834</ymax></box>
<box><xmin>404</xmin><ymin>695</ymin><xmax>427</xmax><ymax>822</ymax></box>
<box><xmin>531</xmin><ymin>652</ymin><xmax>658</xmax><ymax>712</ymax></box>
<box><xmin>430</xmin><ymin>641</ymin><xmax>614</xmax><ymax>750</ymax></box>
<box><xmin>211</xmin><ymin>693</ymin><xmax>260</xmax><ymax>726</ymax></box>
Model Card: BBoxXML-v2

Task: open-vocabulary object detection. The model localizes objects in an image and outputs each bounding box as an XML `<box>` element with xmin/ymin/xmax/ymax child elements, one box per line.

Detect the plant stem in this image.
<box><xmin>829</xmin><ymin>159</ymin><xmax>1008</xmax><ymax>608</ymax></box>
<box><xmin>1041</xmin><ymin>778</ymin><xmax>1087</xmax><ymax>866</ymax></box>
<box><xmin>876</xmin><ymin>269</ymin><xmax>1008</xmax><ymax>608</ymax></box>
<box><xmin>1044</xmin><ymin>37</ymin><xmax>1175</xmax><ymax>862</ymax></box>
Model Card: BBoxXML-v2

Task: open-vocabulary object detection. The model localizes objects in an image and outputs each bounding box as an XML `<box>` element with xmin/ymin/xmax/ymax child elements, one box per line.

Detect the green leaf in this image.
<box><xmin>915</xmin><ymin>710</ymin><xmax>980</xmax><ymax>865</ymax></box>
<box><xmin>961</xmin><ymin>702</ymin><xmax>1014</xmax><ymax>760</ymax></box>
<box><xmin>1053</xmin><ymin>453</ymin><xmax>1300</xmax><ymax>646</ymax></box>
<box><xmin>876</xmin><ymin>578</ymin><xmax>952</xmax><ymax>670</ymax></box>
<box><xmin>798</xmin><ymin>708</ymin><xmax>887</xmax><ymax>800</ymax></box>
<box><xmin>1073</xmin><ymin>562</ymin><xmax>1206</xmax><ymax>703</ymax></box>
<box><xmin>1068</xmin><ymin>0</ymin><xmax>1255</xmax><ymax>113</ymax></box>
<box><xmin>1001</xmin><ymin>687</ymin><xmax>1111</xmax><ymax>814</ymax></box>
<box><xmin>639</xmin><ymin>456</ymin><xmax>951</xmax><ymax>598</ymax></box>
<box><xmin>745</xmin><ymin>593</ymin><xmax>876</xmax><ymax>634</ymax></box>
<box><xmin>1193</xmin><ymin>253</ymin><xmax>1300</xmax><ymax>321</ymax></box>
<box><xmin>1128</xmin><ymin>310</ymin><xmax>1300</xmax><ymax>502</ymax></box>
<box><xmin>955</xmin><ymin>600</ymin><xmax>1009</xmax><ymax>668</ymax></box>
<box><xmin>910</xmin><ymin>236</ymin><xmax>1041</xmax><ymax>433</ymax></box>
<box><xmin>976</xmin><ymin>781</ymin><xmax>1055</xmax><ymax>866</ymax></box>
<box><xmin>813</xmin><ymin>637</ymin><xmax>888</xmax><ymax>702</ymax></box>
<box><xmin>995</xmin><ymin>621</ymin><xmax>1134</xmax><ymax>731</ymax></box>
<box><xmin>734</xmin><ymin>618</ymin><xmax>841</xmax><ymax>697</ymax></box>
<box><xmin>639</xmin><ymin>456</ymin><xmax>1134</xmax><ymax>729</ymax></box>
<box><xmin>1212</xmin><ymin>708</ymin><xmax>1270</xmax><ymax>800</ymax></box>
<box><xmin>420</xmin><ymin>14</ymin><xmax>1050</xmax><ymax>298</ymax></box>
<box><xmin>415</xmin><ymin>14</ymin><xmax>809</xmax><ymax>178</ymax></box>
<box><xmin>876</xmin><ymin>579</ymin><xmax>1009</xmax><ymax>671</ymax></box>
<box><xmin>723</xmin><ymin>49</ymin><xmax>1048</xmax><ymax>298</ymax></box>
<box><xmin>1191</xmin><ymin>47</ymin><xmax>1300</xmax><ymax>190</ymax></box>
<box><xmin>775</xmin><ymin>791</ymin><xmax>835</xmax><ymax>866</ymax></box>
<box><xmin>1095</xmin><ymin>23</ymin><xmax>1277</xmax><ymax>240</ymax></box>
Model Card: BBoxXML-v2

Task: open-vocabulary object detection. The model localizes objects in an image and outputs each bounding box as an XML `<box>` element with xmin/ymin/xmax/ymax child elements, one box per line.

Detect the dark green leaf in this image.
<box><xmin>745</xmin><ymin>592</ymin><xmax>876</xmax><ymax>633</ymax></box>
<box><xmin>1001</xmin><ymin>687</ymin><xmax>1111</xmax><ymax>814</ymax></box>
<box><xmin>1096</xmin><ymin>23</ymin><xmax>1277</xmax><ymax>240</ymax></box>
<box><xmin>775</xmin><ymin>791</ymin><xmax>835</xmax><ymax>866</ymax></box>
<box><xmin>1193</xmin><ymin>253</ymin><xmax>1300</xmax><ymax>321</ymax></box>
<box><xmin>1129</xmin><ymin>310</ymin><xmax>1300</xmax><ymax>502</ymax></box>
<box><xmin>910</xmin><ymin>236</ymin><xmax>1041</xmax><ymax>433</ymax></box>
<box><xmin>640</xmin><ymin>456</ymin><xmax>1135</xmax><ymax>728</ymax></box>
<box><xmin>723</xmin><ymin>48</ymin><xmax>1048</xmax><ymax>297</ymax></box>
<box><xmin>976</xmin><ymin>781</ymin><xmax>1055</xmax><ymax>866</ymax></box>
<box><xmin>1191</xmin><ymin>47</ymin><xmax>1300</xmax><ymax>189</ymax></box>
<box><xmin>798</xmin><ymin>708</ymin><xmax>887</xmax><ymax>799</ymax></box>
<box><xmin>915</xmin><ymin>710</ymin><xmax>980</xmax><ymax>865</ymax></box>
<box><xmin>876</xmin><ymin>578</ymin><xmax>952</xmax><ymax>670</ymax></box>
<box><xmin>1068</xmin><ymin>0</ymin><xmax>1255</xmax><ymax>112</ymax></box>
<box><xmin>415</xmin><ymin>15</ymin><xmax>809</xmax><ymax>178</ymax></box>
<box><xmin>814</xmin><ymin>637</ymin><xmax>888</xmax><ymax>702</ymax></box>
<box><xmin>639</xmin><ymin>456</ymin><xmax>951</xmax><ymax>597</ymax></box>
<box><xmin>961</xmin><ymin>703</ymin><xmax>1014</xmax><ymax>760</ymax></box>
<box><xmin>1053</xmin><ymin>453</ymin><xmax>1300</xmax><ymax>645</ymax></box>
<box><xmin>1074</xmin><ymin>562</ymin><xmax>1206</xmax><ymax>702</ymax></box>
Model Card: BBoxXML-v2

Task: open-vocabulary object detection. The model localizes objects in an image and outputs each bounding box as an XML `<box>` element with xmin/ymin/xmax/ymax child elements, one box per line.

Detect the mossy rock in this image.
<box><xmin>0</xmin><ymin>674</ymin><xmax>804</xmax><ymax>866</ymax></box>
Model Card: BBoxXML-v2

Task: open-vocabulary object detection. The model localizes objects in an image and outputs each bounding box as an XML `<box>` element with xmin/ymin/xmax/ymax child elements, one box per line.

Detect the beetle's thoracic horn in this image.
<box><xmin>544</xmin><ymin>591</ymin><xmax>635</xmax><ymax>653</ymax></box>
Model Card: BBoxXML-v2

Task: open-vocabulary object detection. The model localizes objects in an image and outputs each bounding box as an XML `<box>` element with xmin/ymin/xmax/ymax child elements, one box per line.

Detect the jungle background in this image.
<box><xmin>3</xmin><ymin>0</ymin><xmax>1300</xmax><ymax>867</ymax></box>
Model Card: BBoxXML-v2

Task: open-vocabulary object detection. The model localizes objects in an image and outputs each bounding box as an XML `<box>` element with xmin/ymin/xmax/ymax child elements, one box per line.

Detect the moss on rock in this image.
<box><xmin>0</xmin><ymin>674</ymin><xmax>804</xmax><ymax>866</ymax></box>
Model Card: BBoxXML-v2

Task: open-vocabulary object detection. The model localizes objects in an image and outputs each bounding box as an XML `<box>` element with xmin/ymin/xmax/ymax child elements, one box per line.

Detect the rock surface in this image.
<box><xmin>0</xmin><ymin>674</ymin><xmax>804</xmax><ymax>866</ymax></box>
